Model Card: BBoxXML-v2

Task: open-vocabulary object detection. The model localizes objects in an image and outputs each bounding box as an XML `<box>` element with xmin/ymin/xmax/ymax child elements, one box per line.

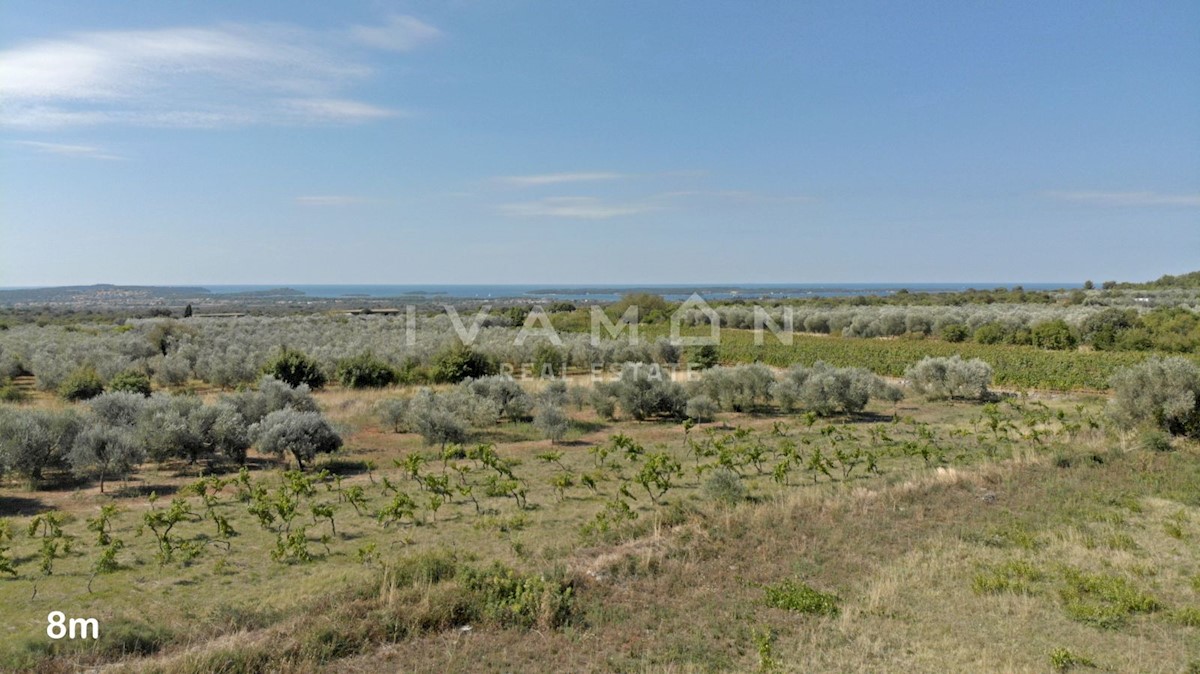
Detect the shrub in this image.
<box><xmin>685</xmin><ymin>395</ymin><xmax>718</xmax><ymax>422</ymax></box>
<box><xmin>262</xmin><ymin>348</ymin><xmax>326</xmax><ymax>390</ymax></box>
<box><xmin>589</xmin><ymin>386</ymin><xmax>618</xmax><ymax>420</ymax></box>
<box><xmin>1049</xmin><ymin>647</ymin><xmax>1097</xmax><ymax>672</ymax></box>
<box><xmin>904</xmin><ymin>355</ymin><xmax>992</xmax><ymax>400</ymax></box>
<box><xmin>1031</xmin><ymin>319</ymin><xmax>1078</xmax><ymax>350</ymax></box>
<box><xmin>704</xmin><ymin>468</ymin><xmax>747</xmax><ymax>505</ymax></box>
<box><xmin>108</xmin><ymin>370</ymin><xmax>152</xmax><ymax>397</ymax></box>
<box><xmin>1140</xmin><ymin>429</ymin><xmax>1173</xmax><ymax>452</ymax></box>
<box><xmin>973</xmin><ymin>322</ymin><xmax>1008</xmax><ymax>345</ymax></box>
<box><xmin>940</xmin><ymin>323</ymin><xmax>969</xmax><ymax>343</ymax></box>
<box><xmin>59</xmin><ymin>366</ymin><xmax>105</xmax><ymax>401</ymax></box>
<box><xmin>690</xmin><ymin>344</ymin><xmax>719</xmax><ymax>369</ymax></box>
<box><xmin>1108</xmin><ymin>357</ymin><xmax>1200</xmax><ymax>438</ymax></box>
<box><xmin>252</xmin><ymin>409</ymin><xmax>342</xmax><ymax>470</ymax></box>
<box><xmin>431</xmin><ymin>345</ymin><xmax>495</xmax><ymax>384</ymax></box>
<box><xmin>334</xmin><ymin>352</ymin><xmax>397</xmax><ymax>389</ymax></box>
<box><xmin>762</xmin><ymin>579</ymin><xmax>839</xmax><ymax>616</ymax></box>
<box><xmin>0</xmin><ymin>382</ymin><xmax>27</xmax><ymax>403</ymax></box>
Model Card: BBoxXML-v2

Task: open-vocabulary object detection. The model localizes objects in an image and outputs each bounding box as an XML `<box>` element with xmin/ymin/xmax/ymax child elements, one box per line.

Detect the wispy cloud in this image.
<box><xmin>1046</xmin><ymin>191</ymin><xmax>1200</xmax><ymax>207</ymax></box>
<box><xmin>498</xmin><ymin>196</ymin><xmax>659</xmax><ymax>220</ymax></box>
<box><xmin>11</xmin><ymin>140</ymin><xmax>124</xmax><ymax>160</ymax></box>
<box><xmin>349</xmin><ymin>15</ymin><xmax>442</xmax><ymax>52</ymax></box>
<box><xmin>0</xmin><ymin>19</ymin><xmax>433</xmax><ymax>129</ymax></box>
<box><xmin>493</xmin><ymin>172</ymin><xmax>630</xmax><ymax>187</ymax></box>
<box><xmin>294</xmin><ymin>195</ymin><xmax>370</xmax><ymax>206</ymax></box>
<box><xmin>652</xmin><ymin>190</ymin><xmax>815</xmax><ymax>204</ymax></box>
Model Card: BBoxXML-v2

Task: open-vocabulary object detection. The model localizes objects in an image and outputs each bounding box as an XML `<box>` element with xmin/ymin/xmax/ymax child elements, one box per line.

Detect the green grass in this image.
<box><xmin>1058</xmin><ymin>567</ymin><xmax>1162</xmax><ymax>629</ymax></box>
<box><xmin>762</xmin><ymin>579</ymin><xmax>840</xmax><ymax>616</ymax></box>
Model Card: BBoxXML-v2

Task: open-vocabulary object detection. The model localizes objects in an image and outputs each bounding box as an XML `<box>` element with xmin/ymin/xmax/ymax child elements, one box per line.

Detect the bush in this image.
<box><xmin>1108</xmin><ymin>357</ymin><xmax>1200</xmax><ymax>438</ymax></box>
<box><xmin>589</xmin><ymin>386</ymin><xmax>618</xmax><ymax>420</ymax></box>
<box><xmin>334</xmin><ymin>352</ymin><xmax>397</xmax><ymax>389</ymax></box>
<box><xmin>262</xmin><ymin>348</ymin><xmax>326</xmax><ymax>390</ymax></box>
<box><xmin>703</xmin><ymin>468</ymin><xmax>747</xmax><ymax>505</ymax></box>
<box><xmin>1031</xmin><ymin>320</ymin><xmax>1077</xmax><ymax>351</ymax></box>
<box><xmin>1140</xmin><ymin>429</ymin><xmax>1173</xmax><ymax>452</ymax></box>
<box><xmin>252</xmin><ymin>409</ymin><xmax>342</xmax><ymax>470</ymax></box>
<box><xmin>0</xmin><ymin>382</ymin><xmax>27</xmax><ymax>403</ymax></box>
<box><xmin>940</xmin><ymin>323</ymin><xmax>969</xmax><ymax>343</ymax></box>
<box><xmin>685</xmin><ymin>395</ymin><xmax>718</xmax><ymax>422</ymax></box>
<box><xmin>59</xmin><ymin>366</ymin><xmax>105</xmax><ymax>401</ymax></box>
<box><xmin>431</xmin><ymin>345</ymin><xmax>494</xmax><ymax>384</ymax></box>
<box><xmin>973</xmin><ymin>322</ymin><xmax>1008</xmax><ymax>345</ymax></box>
<box><xmin>763</xmin><ymin>579</ymin><xmax>839</xmax><ymax>616</ymax></box>
<box><xmin>108</xmin><ymin>370</ymin><xmax>152</xmax><ymax>397</ymax></box>
<box><xmin>904</xmin><ymin>355</ymin><xmax>992</xmax><ymax>400</ymax></box>
<box><xmin>689</xmin><ymin>344</ymin><xmax>719</xmax><ymax>369</ymax></box>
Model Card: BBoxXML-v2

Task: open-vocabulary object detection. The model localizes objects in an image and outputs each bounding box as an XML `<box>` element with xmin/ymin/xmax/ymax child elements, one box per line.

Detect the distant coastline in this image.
<box><xmin>0</xmin><ymin>282</ymin><xmax>1077</xmax><ymax>306</ymax></box>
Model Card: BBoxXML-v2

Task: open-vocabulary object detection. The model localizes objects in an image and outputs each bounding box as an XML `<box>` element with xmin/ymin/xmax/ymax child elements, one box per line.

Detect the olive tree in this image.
<box><xmin>904</xmin><ymin>355</ymin><xmax>992</xmax><ymax>401</ymax></box>
<box><xmin>70</xmin><ymin>423</ymin><xmax>144</xmax><ymax>493</ymax></box>
<box><xmin>223</xmin><ymin>376</ymin><xmax>318</xmax><ymax>425</ymax></box>
<box><xmin>1108</xmin><ymin>356</ymin><xmax>1200</xmax><ymax>438</ymax></box>
<box><xmin>0</xmin><ymin>409</ymin><xmax>81</xmax><ymax>483</ymax></box>
<box><xmin>771</xmin><ymin>362</ymin><xmax>884</xmax><ymax>416</ymax></box>
<box><xmin>534</xmin><ymin>404</ymin><xmax>570</xmax><ymax>444</ymax></box>
<box><xmin>464</xmin><ymin>376</ymin><xmax>533</xmax><ymax>421</ymax></box>
<box><xmin>693</xmin><ymin>364</ymin><xmax>775</xmax><ymax>412</ymax></box>
<box><xmin>252</xmin><ymin>409</ymin><xmax>342</xmax><ymax>470</ymax></box>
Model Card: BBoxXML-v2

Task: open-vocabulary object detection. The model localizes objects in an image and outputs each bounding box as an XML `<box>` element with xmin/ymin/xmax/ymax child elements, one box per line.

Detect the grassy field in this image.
<box><xmin>1</xmin><ymin>383</ymin><xmax>1198</xmax><ymax>672</ymax></box>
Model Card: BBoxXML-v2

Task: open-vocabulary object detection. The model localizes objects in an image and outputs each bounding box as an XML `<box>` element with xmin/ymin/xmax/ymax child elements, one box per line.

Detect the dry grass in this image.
<box><xmin>2</xmin><ymin>386</ymin><xmax>1197</xmax><ymax>672</ymax></box>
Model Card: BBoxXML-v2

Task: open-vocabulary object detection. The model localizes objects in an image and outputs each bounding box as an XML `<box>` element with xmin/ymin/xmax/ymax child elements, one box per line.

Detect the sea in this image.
<box><xmin>201</xmin><ymin>283</ymin><xmax>1074</xmax><ymax>302</ymax></box>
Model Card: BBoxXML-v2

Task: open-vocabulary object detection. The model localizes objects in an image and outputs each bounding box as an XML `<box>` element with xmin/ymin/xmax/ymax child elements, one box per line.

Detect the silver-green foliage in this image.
<box><xmin>1108</xmin><ymin>356</ymin><xmax>1200</xmax><ymax>437</ymax></box>
<box><xmin>904</xmin><ymin>355</ymin><xmax>993</xmax><ymax>400</ymax></box>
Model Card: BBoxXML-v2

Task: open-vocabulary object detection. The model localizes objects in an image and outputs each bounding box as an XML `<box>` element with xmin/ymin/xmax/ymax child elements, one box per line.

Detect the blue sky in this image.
<box><xmin>1</xmin><ymin>1</ymin><xmax>1197</xmax><ymax>286</ymax></box>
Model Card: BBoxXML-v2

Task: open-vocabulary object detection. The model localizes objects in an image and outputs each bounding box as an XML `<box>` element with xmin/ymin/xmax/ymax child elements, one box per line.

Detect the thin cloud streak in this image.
<box><xmin>0</xmin><ymin>20</ymin><xmax>432</xmax><ymax>129</ymax></box>
<box><xmin>349</xmin><ymin>15</ymin><xmax>442</xmax><ymax>52</ymax></box>
<box><xmin>498</xmin><ymin>196</ymin><xmax>658</xmax><ymax>220</ymax></box>
<box><xmin>295</xmin><ymin>195</ymin><xmax>371</xmax><ymax>206</ymax></box>
<box><xmin>11</xmin><ymin>140</ymin><xmax>124</xmax><ymax>160</ymax></box>
<box><xmin>1046</xmin><ymin>191</ymin><xmax>1200</xmax><ymax>207</ymax></box>
<box><xmin>493</xmin><ymin>172</ymin><xmax>629</xmax><ymax>187</ymax></box>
